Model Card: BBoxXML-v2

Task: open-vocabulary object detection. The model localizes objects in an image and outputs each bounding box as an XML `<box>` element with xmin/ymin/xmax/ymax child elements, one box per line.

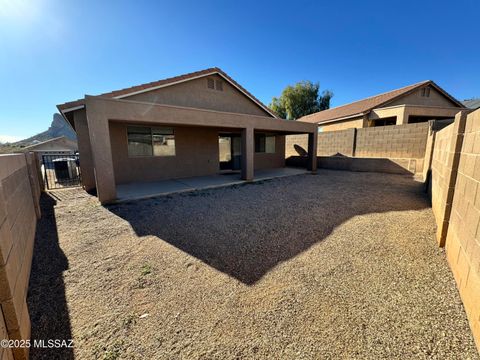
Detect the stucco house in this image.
<box><xmin>300</xmin><ymin>81</ymin><xmax>465</xmax><ymax>131</ymax></box>
<box><xmin>57</xmin><ymin>67</ymin><xmax>317</xmax><ymax>204</ymax></box>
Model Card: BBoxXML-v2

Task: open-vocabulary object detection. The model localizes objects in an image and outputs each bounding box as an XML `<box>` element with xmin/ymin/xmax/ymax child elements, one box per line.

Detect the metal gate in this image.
<box><xmin>42</xmin><ymin>154</ymin><xmax>82</xmax><ymax>190</ymax></box>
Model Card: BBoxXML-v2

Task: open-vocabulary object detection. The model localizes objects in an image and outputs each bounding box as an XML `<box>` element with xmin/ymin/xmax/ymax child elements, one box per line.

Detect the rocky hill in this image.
<box><xmin>13</xmin><ymin>113</ymin><xmax>77</xmax><ymax>146</ymax></box>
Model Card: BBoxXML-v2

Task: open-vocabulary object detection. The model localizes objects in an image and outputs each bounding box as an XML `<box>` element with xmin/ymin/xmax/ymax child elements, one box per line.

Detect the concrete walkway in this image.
<box><xmin>116</xmin><ymin>167</ymin><xmax>309</xmax><ymax>202</ymax></box>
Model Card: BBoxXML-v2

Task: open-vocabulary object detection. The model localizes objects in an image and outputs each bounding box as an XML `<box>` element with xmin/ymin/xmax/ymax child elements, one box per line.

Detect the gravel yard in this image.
<box><xmin>28</xmin><ymin>170</ymin><xmax>479</xmax><ymax>359</ymax></box>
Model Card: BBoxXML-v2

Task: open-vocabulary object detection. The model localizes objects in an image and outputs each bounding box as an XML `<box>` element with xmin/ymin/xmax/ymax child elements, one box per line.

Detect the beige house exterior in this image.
<box><xmin>300</xmin><ymin>81</ymin><xmax>465</xmax><ymax>131</ymax></box>
<box><xmin>57</xmin><ymin>68</ymin><xmax>317</xmax><ymax>204</ymax></box>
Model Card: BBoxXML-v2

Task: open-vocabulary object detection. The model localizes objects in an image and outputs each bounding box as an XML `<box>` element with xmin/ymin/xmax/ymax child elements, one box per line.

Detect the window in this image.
<box><xmin>127</xmin><ymin>126</ymin><xmax>152</xmax><ymax>156</ymax></box>
<box><xmin>152</xmin><ymin>128</ymin><xmax>175</xmax><ymax>156</ymax></box>
<box><xmin>421</xmin><ymin>87</ymin><xmax>430</xmax><ymax>97</ymax></box>
<box><xmin>372</xmin><ymin>117</ymin><xmax>397</xmax><ymax>127</ymax></box>
<box><xmin>255</xmin><ymin>134</ymin><xmax>276</xmax><ymax>153</ymax></box>
<box><xmin>127</xmin><ymin>126</ymin><xmax>175</xmax><ymax>157</ymax></box>
<box><xmin>215</xmin><ymin>80</ymin><xmax>223</xmax><ymax>91</ymax></box>
<box><xmin>207</xmin><ymin>78</ymin><xmax>215</xmax><ymax>89</ymax></box>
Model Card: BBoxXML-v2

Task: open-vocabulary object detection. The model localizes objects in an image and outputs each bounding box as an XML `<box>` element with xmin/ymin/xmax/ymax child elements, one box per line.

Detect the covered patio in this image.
<box><xmin>116</xmin><ymin>167</ymin><xmax>309</xmax><ymax>202</ymax></box>
<box><xmin>76</xmin><ymin>96</ymin><xmax>318</xmax><ymax>204</ymax></box>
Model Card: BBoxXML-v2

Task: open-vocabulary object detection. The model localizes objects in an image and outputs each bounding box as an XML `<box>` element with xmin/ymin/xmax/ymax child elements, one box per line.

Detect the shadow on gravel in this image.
<box><xmin>109</xmin><ymin>171</ymin><xmax>430</xmax><ymax>285</ymax></box>
<box><xmin>27</xmin><ymin>193</ymin><xmax>73</xmax><ymax>360</ymax></box>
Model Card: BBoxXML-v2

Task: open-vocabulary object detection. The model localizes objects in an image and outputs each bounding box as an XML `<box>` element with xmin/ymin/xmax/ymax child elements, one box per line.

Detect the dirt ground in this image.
<box><xmin>28</xmin><ymin>170</ymin><xmax>479</xmax><ymax>359</ymax></box>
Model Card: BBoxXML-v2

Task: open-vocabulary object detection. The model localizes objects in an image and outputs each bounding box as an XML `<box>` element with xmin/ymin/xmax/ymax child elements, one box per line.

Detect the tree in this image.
<box><xmin>269</xmin><ymin>81</ymin><xmax>333</xmax><ymax>120</ymax></box>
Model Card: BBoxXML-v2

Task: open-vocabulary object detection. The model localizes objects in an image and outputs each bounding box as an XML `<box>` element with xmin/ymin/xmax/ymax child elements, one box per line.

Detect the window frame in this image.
<box><xmin>126</xmin><ymin>125</ymin><xmax>176</xmax><ymax>158</ymax></box>
<box><xmin>255</xmin><ymin>134</ymin><xmax>276</xmax><ymax>154</ymax></box>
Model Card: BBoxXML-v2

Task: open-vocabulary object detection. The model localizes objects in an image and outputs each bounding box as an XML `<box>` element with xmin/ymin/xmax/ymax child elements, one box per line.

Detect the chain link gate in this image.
<box><xmin>42</xmin><ymin>154</ymin><xmax>82</xmax><ymax>190</ymax></box>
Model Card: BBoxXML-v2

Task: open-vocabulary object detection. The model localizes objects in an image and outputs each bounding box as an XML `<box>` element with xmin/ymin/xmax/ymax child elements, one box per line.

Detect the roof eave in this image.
<box><xmin>300</xmin><ymin>112</ymin><xmax>367</xmax><ymax>125</ymax></box>
<box><xmin>56</xmin><ymin>67</ymin><xmax>278</xmax><ymax>119</ymax></box>
<box><xmin>113</xmin><ymin>70</ymin><xmax>277</xmax><ymax>119</ymax></box>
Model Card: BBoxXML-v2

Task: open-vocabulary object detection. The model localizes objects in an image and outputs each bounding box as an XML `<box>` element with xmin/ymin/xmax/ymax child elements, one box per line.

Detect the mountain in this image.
<box><xmin>13</xmin><ymin>113</ymin><xmax>77</xmax><ymax>146</ymax></box>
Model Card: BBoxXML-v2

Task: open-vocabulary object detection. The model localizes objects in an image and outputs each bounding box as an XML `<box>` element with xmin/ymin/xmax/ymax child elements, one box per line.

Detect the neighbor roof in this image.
<box><xmin>462</xmin><ymin>98</ymin><xmax>480</xmax><ymax>110</ymax></box>
<box><xmin>57</xmin><ymin>67</ymin><xmax>277</xmax><ymax>118</ymax></box>
<box><xmin>23</xmin><ymin>136</ymin><xmax>77</xmax><ymax>150</ymax></box>
<box><xmin>300</xmin><ymin>80</ymin><xmax>464</xmax><ymax>124</ymax></box>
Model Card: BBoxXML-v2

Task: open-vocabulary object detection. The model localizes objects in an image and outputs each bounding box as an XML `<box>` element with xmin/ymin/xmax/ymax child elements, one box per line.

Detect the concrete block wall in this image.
<box><xmin>286</xmin><ymin>129</ymin><xmax>355</xmax><ymax>157</ymax></box>
<box><xmin>430</xmin><ymin>120</ymin><xmax>460</xmax><ymax>246</ymax></box>
<box><xmin>285</xmin><ymin>134</ymin><xmax>309</xmax><ymax>157</ymax></box>
<box><xmin>0</xmin><ymin>153</ymin><xmax>42</xmax><ymax>360</ymax></box>
<box><xmin>317</xmin><ymin>129</ymin><xmax>355</xmax><ymax>156</ymax></box>
<box><xmin>441</xmin><ymin>109</ymin><xmax>480</xmax><ymax>351</ymax></box>
<box><xmin>355</xmin><ymin>122</ymin><xmax>429</xmax><ymax>159</ymax></box>
<box><xmin>286</xmin><ymin>122</ymin><xmax>430</xmax><ymax>174</ymax></box>
<box><xmin>428</xmin><ymin>109</ymin><xmax>480</xmax><ymax>352</ymax></box>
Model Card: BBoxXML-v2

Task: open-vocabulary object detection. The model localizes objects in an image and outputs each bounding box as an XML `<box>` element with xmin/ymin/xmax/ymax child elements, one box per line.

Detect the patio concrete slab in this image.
<box><xmin>254</xmin><ymin>167</ymin><xmax>309</xmax><ymax>180</ymax></box>
<box><xmin>178</xmin><ymin>173</ymin><xmax>244</xmax><ymax>189</ymax></box>
<box><xmin>115</xmin><ymin>167</ymin><xmax>309</xmax><ymax>202</ymax></box>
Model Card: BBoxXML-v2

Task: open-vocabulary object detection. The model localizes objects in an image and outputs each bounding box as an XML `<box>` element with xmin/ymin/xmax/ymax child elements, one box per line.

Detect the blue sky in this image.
<box><xmin>0</xmin><ymin>0</ymin><xmax>479</xmax><ymax>141</ymax></box>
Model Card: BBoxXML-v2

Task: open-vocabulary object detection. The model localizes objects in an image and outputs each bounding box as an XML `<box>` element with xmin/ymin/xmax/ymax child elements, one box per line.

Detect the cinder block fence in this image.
<box><xmin>286</xmin><ymin>122</ymin><xmax>430</xmax><ymax>174</ymax></box>
<box><xmin>0</xmin><ymin>153</ymin><xmax>42</xmax><ymax>360</ymax></box>
<box><xmin>428</xmin><ymin>109</ymin><xmax>480</xmax><ymax>351</ymax></box>
<box><xmin>288</xmin><ymin>114</ymin><xmax>480</xmax><ymax>352</ymax></box>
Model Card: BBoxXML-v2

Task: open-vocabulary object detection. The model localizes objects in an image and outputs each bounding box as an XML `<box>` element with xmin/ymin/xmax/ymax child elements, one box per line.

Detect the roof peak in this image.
<box><xmin>57</xmin><ymin>67</ymin><xmax>276</xmax><ymax>118</ymax></box>
<box><xmin>299</xmin><ymin>80</ymin><xmax>463</xmax><ymax>124</ymax></box>
<box><xmin>301</xmin><ymin>80</ymin><xmax>432</xmax><ymax>120</ymax></box>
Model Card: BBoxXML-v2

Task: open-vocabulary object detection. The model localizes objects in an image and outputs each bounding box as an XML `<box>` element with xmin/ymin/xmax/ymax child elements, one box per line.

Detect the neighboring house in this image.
<box><xmin>300</xmin><ymin>81</ymin><xmax>465</xmax><ymax>131</ymax></box>
<box><xmin>23</xmin><ymin>136</ymin><xmax>78</xmax><ymax>157</ymax></box>
<box><xmin>57</xmin><ymin>67</ymin><xmax>317</xmax><ymax>204</ymax></box>
<box><xmin>462</xmin><ymin>98</ymin><xmax>480</xmax><ymax>110</ymax></box>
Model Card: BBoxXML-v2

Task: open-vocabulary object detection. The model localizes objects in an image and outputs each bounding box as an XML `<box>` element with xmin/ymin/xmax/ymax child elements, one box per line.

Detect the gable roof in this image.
<box><xmin>57</xmin><ymin>67</ymin><xmax>277</xmax><ymax>118</ymax></box>
<box><xmin>300</xmin><ymin>80</ymin><xmax>464</xmax><ymax>124</ymax></box>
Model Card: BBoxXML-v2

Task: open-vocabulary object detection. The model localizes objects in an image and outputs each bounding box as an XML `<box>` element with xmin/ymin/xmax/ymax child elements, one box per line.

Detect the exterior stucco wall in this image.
<box><xmin>314</xmin><ymin>87</ymin><xmax>462</xmax><ymax>129</ymax></box>
<box><xmin>84</xmin><ymin>96</ymin><xmax>316</xmax><ymax>203</ymax></box>
<box><xmin>388</xmin><ymin>86</ymin><xmax>459</xmax><ymax>108</ymax></box>
<box><xmin>109</xmin><ymin>123</ymin><xmax>287</xmax><ymax>184</ymax></box>
<box><xmin>254</xmin><ymin>135</ymin><xmax>285</xmax><ymax>170</ymax></box>
<box><xmin>74</xmin><ymin>110</ymin><xmax>96</xmax><ymax>191</ymax></box>
<box><xmin>124</xmin><ymin>74</ymin><xmax>272</xmax><ymax>117</ymax></box>
<box><xmin>370</xmin><ymin>105</ymin><xmax>462</xmax><ymax>125</ymax></box>
<box><xmin>318</xmin><ymin>117</ymin><xmax>364</xmax><ymax>132</ymax></box>
<box><xmin>110</xmin><ymin>123</ymin><xmax>220</xmax><ymax>184</ymax></box>
<box><xmin>369</xmin><ymin>107</ymin><xmax>403</xmax><ymax>123</ymax></box>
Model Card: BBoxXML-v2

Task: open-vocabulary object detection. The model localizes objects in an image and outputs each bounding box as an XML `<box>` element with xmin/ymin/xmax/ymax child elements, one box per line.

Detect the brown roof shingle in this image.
<box><xmin>299</xmin><ymin>80</ymin><xmax>463</xmax><ymax>124</ymax></box>
<box><xmin>57</xmin><ymin>67</ymin><xmax>276</xmax><ymax>118</ymax></box>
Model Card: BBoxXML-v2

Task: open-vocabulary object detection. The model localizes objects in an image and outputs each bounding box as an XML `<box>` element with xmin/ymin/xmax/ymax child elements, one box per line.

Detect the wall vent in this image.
<box><xmin>207</xmin><ymin>78</ymin><xmax>215</xmax><ymax>89</ymax></box>
<box><xmin>421</xmin><ymin>87</ymin><xmax>431</xmax><ymax>97</ymax></box>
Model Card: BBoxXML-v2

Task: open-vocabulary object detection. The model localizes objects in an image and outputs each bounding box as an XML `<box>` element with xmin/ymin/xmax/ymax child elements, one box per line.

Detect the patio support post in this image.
<box><xmin>85</xmin><ymin>97</ymin><xmax>117</xmax><ymax>204</ymax></box>
<box><xmin>241</xmin><ymin>127</ymin><xmax>254</xmax><ymax>181</ymax></box>
<box><xmin>307</xmin><ymin>130</ymin><xmax>318</xmax><ymax>173</ymax></box>
<box><xmin>73</xmin><ymin>109</ymin><xmax>96</xmax><ymax>191</ymax></box>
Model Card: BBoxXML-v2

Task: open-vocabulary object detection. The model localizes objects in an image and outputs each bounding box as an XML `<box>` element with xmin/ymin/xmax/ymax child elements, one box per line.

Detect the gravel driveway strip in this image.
<box><xmin>28</xmin><ymin>170</ymin><xmax>479</xmax><ymax>359</ymax></box>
